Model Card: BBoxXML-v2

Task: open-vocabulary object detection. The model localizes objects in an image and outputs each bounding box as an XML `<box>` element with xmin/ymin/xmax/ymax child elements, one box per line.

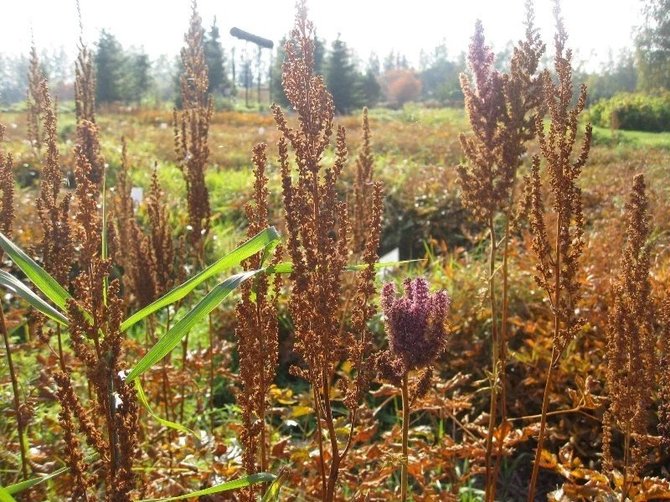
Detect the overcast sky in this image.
<box><xmin>1</xmin><ymin>0</ymin><xmax>643</xmax><ymax>70</ymax></box>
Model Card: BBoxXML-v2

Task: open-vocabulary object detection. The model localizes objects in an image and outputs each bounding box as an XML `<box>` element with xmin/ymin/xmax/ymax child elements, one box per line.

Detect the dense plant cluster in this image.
<box><xmin>588</xmin><ymin>91</ymin><xmax>670</xmax><ymax>131</ymax></box>
<box><xmin>0</xmin><ymin>1</ymin><xmax>669</xmax><ymax>501</ymax></box>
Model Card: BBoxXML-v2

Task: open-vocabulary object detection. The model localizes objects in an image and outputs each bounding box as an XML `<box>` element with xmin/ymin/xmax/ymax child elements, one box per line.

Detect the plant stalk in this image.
<box><xmin>1</xmin><ymin>307</ymin><xmax>29</xmax><ymax>480</ymax></box>
<box><xmin>485</xmin><ymin>218</ymin><xmax>499</xmax><ymax>502</ymax></box>
<box><xmin>401</xmin><ymin>372</ymin><xmax>410</xmax><ymax>502</ymax></box>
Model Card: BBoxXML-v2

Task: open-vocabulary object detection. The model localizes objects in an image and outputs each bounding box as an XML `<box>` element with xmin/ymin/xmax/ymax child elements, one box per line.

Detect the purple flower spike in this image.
<box><xmin>382</xmin><ymin>277</ymin><xmax>451</xmax><ymax>371</ymax></box>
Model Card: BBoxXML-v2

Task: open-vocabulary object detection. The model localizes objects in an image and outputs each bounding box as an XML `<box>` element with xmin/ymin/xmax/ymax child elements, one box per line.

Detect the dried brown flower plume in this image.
<box><xmin>523</xmin><ymin>3</ymin><xmax>592</xmax><ymax>498</ymax></box>
<box><xmin>271</xmin><ymin>2</ymin><xmax>383</xmax><ymax>498</ymax></box>
<box><xmin>235</xmin><ymin>143</ymin><xmax>281</xmax><ymax>500</ymax></box>
<box><xmin>173</xmin><ymin>0</ymin><xmax>212</xmax><ymax>258</ymax></box>
<box><xmin>603</xmin><ymin>174</ymin><xmax>655</xmax><ymax>491</ymax></box>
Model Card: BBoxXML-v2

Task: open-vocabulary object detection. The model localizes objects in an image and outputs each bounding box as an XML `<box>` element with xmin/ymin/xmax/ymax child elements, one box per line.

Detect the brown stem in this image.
<box><xmin>491</xmin><ymin>215</ymin><xmax>513</xmax><ymax>501</ymax></box>
<box><xmin>312</xmin><ymin>384</ymin><xmax>327</xmax><ymax>499</ymax></box>
<box><xmin>485</xmin><ymin>218</ymin><xmax>499</xmax><ymax>502</ymax></box>
<box><xmin>528</xmin><ymin>200</ymin><xmax>563</xmax><ymax>502</ymax></box>
<box><xmin>323</xmin><ymin>368</ymin><xmax>340</xmax><ymax>502</ymax></box>
<box><xmin>1</xmin><ymin>308</ymin><xmax>29</xmax><ymax>480</ymax></box>
<box><xmin>401</xmin><ymin>373</ymin><xmax>410</xmax><ymax>502</ymax></box>
<box><xmin>527</xmin><ymin>349</ymin><xmax>555</xmax><ymax>501</ymax></box>
<box><xmin>622</xmin><ymin>422</ymin><xmax>631</xmax><ymax>501</ymax></box>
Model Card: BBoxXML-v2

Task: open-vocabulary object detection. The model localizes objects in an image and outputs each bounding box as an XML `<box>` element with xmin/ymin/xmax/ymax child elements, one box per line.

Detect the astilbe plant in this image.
<box><xmin>521</xmin><ymin>2</ymin><xmax>592</xmax><ymax>498</ymax></box>
<box><xmin>457</xmin><ymin>5</ymin><xmax>544</xmax><ymax>498</ymax></box>
<box><xmin>351</xmin><ymin>107</ymin><xmax>375</xmax><ymax>255</ymax></box>
<box><xmin>235</xmin><ymin>143</ymin><xmax>281</xmax><ymax>501</ymax></box>
<box><xmin>74</xmin><ymin>34</ymin><xmax>103</xmax><ymax>188</ymax></box>
<box><xmin>29</xmin><ymin>38</ymin><xmax>141</xmax><ymax>500</ymax></box>
<box><xmin>376</xmin><ymin>277</ymin><xmax>450</xmax><ymax>501</ymax></box>
<box><xmin>113</xmin><ymin>139</ymin><xmax>158</xmax><ymax>310</ymax></box>
<box><xmin>603</xmin><ymin>174</ymin><xmax>656</xmax><ymax>496</ymax></box>
<box><xmin>35</xmin><ymin>77</ymin><xmax>73</xmax><ymax>376</ymax></box>
<box><xmin>26</xmin><ymin>42</ymin><xmax>46</xmax><ymax>159</ymax></box>
<box><xmin>173</xmin><ymin>0</ymin><xmax>212</xmax><ymax>259</ymax></box>
<box><xmin>271</xmin><ymin>2</ymin><xmax>383</xmax><ymax>499</ymax></box>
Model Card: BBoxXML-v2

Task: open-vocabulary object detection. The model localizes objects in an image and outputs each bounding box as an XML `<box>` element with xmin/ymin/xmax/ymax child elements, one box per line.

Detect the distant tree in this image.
<box><xmin>360</xmin><ymin>68</ymin><xmax>381</xmax><ymax>107</ymax></box>
<box><xmin>580</xmin><ymin>49</ymin><xmax>637</xmax><ymax>104</ymax></box>
<box><xmin>367</xmin><ymin>52</ymin><xmax>381</xmax><ymax>76</ymax></box>
<box><xmin>419</xmin><ymin>42</ymin><xmax>464</xmax><ymax>105</ymax></box>
<box><xmin>123</xmin><ymin>49</ymin><xmax>152</xmax><ymax>105</ymax></box>
<box><xmin>150</xmin><ymin>54</ymin><xmax>177</xmax><ymax>103</ymax></box>
<box><xmin>0</xmin><ymin>54</ymin><xmax>29</xmax><ymax>105</ymax></box>
<box><xmin>326</xmin><ymin>36</ymin><xmax>362</xmax><ymax>113</ymax></box>
<box><xmin>381</xmin><ymin>69</ymin><xmax>422</xmax><ymax>107</ymax></box>
<box><xmin>635</xmin><ymin>0</ymin><xmax>670</xmax><ymax>90</ymax></box>
<box><xmin>95</xmin><ymin>29</ymin><xmax>125</xmax><ymax>103</ymax></box>
<box><xmin>204</xmin><ymin>18</ymin><xmax>230</xmax><ymax>95</ymax></box>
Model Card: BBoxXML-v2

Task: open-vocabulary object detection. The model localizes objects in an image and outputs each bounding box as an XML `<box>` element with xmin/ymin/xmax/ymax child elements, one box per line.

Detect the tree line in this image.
<box><xmin>0</xmin><ymin>0</ymin><xmax>667</xmax><ymax>110</ymax></box>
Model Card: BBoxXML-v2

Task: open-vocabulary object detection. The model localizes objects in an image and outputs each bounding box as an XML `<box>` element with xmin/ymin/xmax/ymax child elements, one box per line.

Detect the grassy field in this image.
<box><xmin>1</xmin><ymin>99</ymin><xmax>669</xmax><ymax>500</ymax></box>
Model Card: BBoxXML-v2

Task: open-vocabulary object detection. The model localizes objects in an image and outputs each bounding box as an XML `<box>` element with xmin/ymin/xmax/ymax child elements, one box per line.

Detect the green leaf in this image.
<box><xmin>266</xmin><ymin>259</ymin><xmax>417</xmax><ymax>275</ymax></box>
<box><xmin>0</xmin><ymin>486</ymin><xmax>15</xmax><ymax>502</ymax></box>
<box><xmin>121</xmin><ymin>226</ymin><xmax>280</xmax><ymax>332</ymax></box>
<box><xmin>4</xmin><ymin>466</ymin><xmax>68</xmax><ymax>495</ymax></box>
<box><xmin>134</xmin><ymin>379</ymin><xmax>195</xmax><ymax>437</ymax></box>
<box><xmin>0</xmin><ymin>270</ymin><xmax>68</xmax><ymax>325</ymax></box>
<box><xmin>261</xmin><ymin>470</ymin><xmax>287</xmax><ymax>501</ymax></box>
<box><xmin>0</xmin><ymin>232</ymin><xmax>71</xmax><ymax>311</ymax></box>
<box><xmin>138</xmin><ymin>473</ymin><xmax>275</xmax><ymax>501</ymax></box>
<box><xmin>101</xmin><ymin>167</ymin><xmax>109</xmax><ymax>305</ymax></box>
<box><xmin>126</xmin><ymin>270</ymin><xmax>260</xmax><ymax>381</ymax></box>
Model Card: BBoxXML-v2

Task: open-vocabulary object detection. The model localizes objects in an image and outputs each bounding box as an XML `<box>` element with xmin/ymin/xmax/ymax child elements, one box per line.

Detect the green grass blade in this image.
<box><xmin>0</xmin><ymin>270</ymin><xmax>68</xmax><ymax>325</ymax></box>
<box><xmin>4</xmin><ymin>466</ymin><xmax>68</xmax><ymax>495</ymax></box>
<box><xmin>138</xmin><ymin>473</ymin><xmax>275</xmax><ymax>501</ymax></box>
<box><xmin>0</xmin><ymin>232</ymin><xmax>71</xmax><ymax>311</ymax></box>
<box><xmin>134</xmin><ymin>379</ymin><xmax>196</xmax><ymax>437</ymax></box>
<box><xmin>0</xmin><ymin>486</ymin><xmax>16</xmax><ymax>502</ymax></box>
<box><xmin>126</xmin><ymin>270</ymin><xmax>260</xmax><ymax>381</ymax></box>
<box><xmin>266</xmin><ymin>259</ymin><xmax>418</xmax><ymax>275</ymax></box>
<box><xmin>101</xmin><ymin>166</ymin><xmax>109</xmax><ymax>306</ymax></box>
<box><xmin>121</xmin><ymin>226</ymin><xmax>280</xmax><ymax>332</ymax></box>
<box><xmin>261</xmin><ymin>470</ymin><xmax>287</xmax><ymax>501</ymax></box>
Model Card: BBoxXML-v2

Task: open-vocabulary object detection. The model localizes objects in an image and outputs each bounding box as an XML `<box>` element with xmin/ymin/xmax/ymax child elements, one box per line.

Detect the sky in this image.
<box><xmin>1</xmin><ymin>0</ymin><xmax>643</xmax><ymax>71</ymax></box>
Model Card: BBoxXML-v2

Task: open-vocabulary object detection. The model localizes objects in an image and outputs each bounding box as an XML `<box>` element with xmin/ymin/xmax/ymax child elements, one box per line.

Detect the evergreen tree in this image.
<box><xmin>325</xmin><ymin>36</ymin><xmax>362</xmax><ymax>114</ymax></box>
<box><xmin>95</xmin><ymin>29</ymin><xmax>125</xmax><ymax>103</ymax></box>
<box><xmin>361</xmin><ymin>68</ymin><xmax>381</xmax><ymax>107</ymax></box>
<box><xmin>204</xmin><ymin>18</ymin><xmax>230</xmax><ymax>95</ymax></box>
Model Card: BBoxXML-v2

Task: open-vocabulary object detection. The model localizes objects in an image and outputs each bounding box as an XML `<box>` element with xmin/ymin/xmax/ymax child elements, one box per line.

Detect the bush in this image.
<box><xmin>588</xmin><ymin>91</ymin><xmax>670</xmax><ymax>132</ymax></box>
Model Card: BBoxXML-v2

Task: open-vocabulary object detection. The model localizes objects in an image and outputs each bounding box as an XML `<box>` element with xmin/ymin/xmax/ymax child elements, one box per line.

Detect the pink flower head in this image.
<box><xmin>381</xmin><ymin>277</ymin><xmax>450</xmax><ymax>371</ymax></box>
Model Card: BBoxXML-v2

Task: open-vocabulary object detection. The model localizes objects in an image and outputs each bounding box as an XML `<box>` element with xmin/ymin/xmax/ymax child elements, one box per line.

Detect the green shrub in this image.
<box><xmin>588</xmin><ymin>92</ymin><xmax>670</xmax><ymax>132</ymax></box>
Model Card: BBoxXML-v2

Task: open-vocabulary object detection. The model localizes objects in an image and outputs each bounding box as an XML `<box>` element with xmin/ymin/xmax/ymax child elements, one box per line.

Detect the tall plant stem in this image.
<box><xmin>622</xmin><ymin>423</ymin><xmax>631</xmax><ymax>502</ymax></box>
<box><xmin>323</xmin><ymin>369</ymin><xmax>340</xmax><ymax>502</ymax></box>
<box><xmin>1</xmin><ymin>307</ymin><xmax>29</xmax><ymax>480</ymax></box>
<box><xmin>527</xmin><ymin>347</ymin><xmax>556</xmax><ymax>501</ymax></box>
<box><xmin>529</xmin><ymin>213</ymin><xmax>562</xmax><ymax>501</ymax></box>
<box><xmin>312</xmin><ymin>385</ymin><xmax>327</xmax><ymax>499</ymax></box>
<box><xmin>401</xmin><ymin>373</ymin><xmax>410</xmax><ymax>502</ymax></box>
<box><xmin>208</xmin><ymin>310</ymin><xmax>214</xmax><ymax>431</ymax></box>
<box><xmin>491</xmin><ymin>214</ymin><xmax>513</xmax><ymax>501</ymax></box>
<box><xmin>485</xmin><ymin>218</ymin><xmax>499</xmax><ymax>502</ymax></box>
